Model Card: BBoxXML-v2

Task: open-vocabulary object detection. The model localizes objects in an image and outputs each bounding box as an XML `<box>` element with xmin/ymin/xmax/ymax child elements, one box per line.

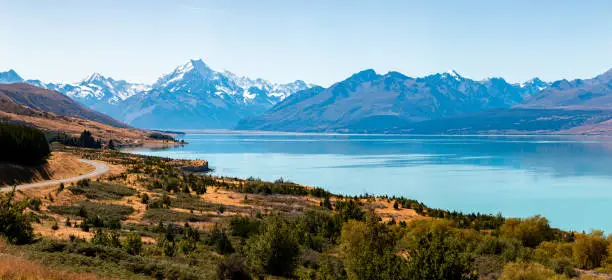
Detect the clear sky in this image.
<box><xmin>1</xmin><ymin>0</ymin><xmax>611</xmax><ymax>86</ymax></box>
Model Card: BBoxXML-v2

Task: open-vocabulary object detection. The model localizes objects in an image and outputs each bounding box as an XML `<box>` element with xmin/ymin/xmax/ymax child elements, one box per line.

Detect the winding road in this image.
<box><xmin>0</xmin><ymin>159</ymin><xmax>110</xmax><ymax>192</ymax></box>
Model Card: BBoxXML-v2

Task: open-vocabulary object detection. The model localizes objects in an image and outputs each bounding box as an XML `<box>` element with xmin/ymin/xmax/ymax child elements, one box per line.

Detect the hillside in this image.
<box><xmin>1</xmin><ymin>147</ymin><xmax>612</xmax><ymax>279</ymax></box>
<box><xmin>0</xmin><ymin>83</ymin><xmax>127</xmax><ymax>128</ymax></box>
<box><xmin>0</xmin><ymin>84</ymin><xmax>176</xmax><ymax>147</ymax></box>
<box><xmin>236</xmin><ymin>70</ymin><xmax>548</xmax><ymax>132</ymax></box>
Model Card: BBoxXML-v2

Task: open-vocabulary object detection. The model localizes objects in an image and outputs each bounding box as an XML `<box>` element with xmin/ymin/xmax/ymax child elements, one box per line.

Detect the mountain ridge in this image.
<box><xmin>0</xmin><ymin>59</ymin><xmax>314</xmax><ymax>129</ymax></box>
<box><xmin>236</xmin><ymin>68</ymin><xmax>554</xmax><ymax>132</ymax></box>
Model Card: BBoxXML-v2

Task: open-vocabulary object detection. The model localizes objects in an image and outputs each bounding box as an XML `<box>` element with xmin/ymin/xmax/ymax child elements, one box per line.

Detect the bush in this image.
<box><xmin>230</xmin><ymin>217</ymin><xmax>261</xmax><ymax>238</ymax></box>
<box><xmin>0</xmin><ymin>123</ymin><xmax>50</xmax><ymax>165</ymax></box>
<box><xmin>499</xmin><ymin>262</ymin><xmax>565</xmax><ymax>280</ymax></box>
<box><xmin>296</xmin><ymin>210</ymin><xmax>343</xmax><ymax>251</ymax></box>
<box><xmin>572</xmin><ymin>230</ymin><xmax>608</xmax><ymax>270</ymax></box>
<box><xmin>474</xmin><ymin>236</ymin><xmax>530</xmax><ymax>262</ymax></box>
<box><xmin>68</xmin><ymin>181</ymin><xmax>136</xmax><ymax>200</ymax></box>
<box><xmin>340</xmin><ymin>215</ymin><xmax>406</xmax><ymax>280</ymax></box>
<box><xmin>217</xmin><ymin>253</ymin><xmax>252</xmax><ymax>280</ymax></box>
<box><xmin>244</xmin><ymin>215</ymin><xmax>300</xmax><ymax>277</ymax></box>
<box><xmin>533</xmin><ymin>241</ymin><xmax>576</xmax><ymax>276</ymax></box>
<box><xmin>334</xmin><ymin>199</ymin><xmax>365</xmax><ymax>221</ymax></box>
<box><xmin>404</xmin><ymin>230</ymin><xmax>476</xmax><ymax>280</ymax></box>
<box><xmin>0</xmin><ymin>189</ymin><xmax>34</xmax><ymax>244</ymax></box>
<box><xmin>207</xmin><ymin>225</ymin><xmax>234</xmax><ymax>255</ymax></box>
<box><xmin>48</xmin><ymin>201</ymin><xmax>134</xmax><ymax>229</ymax></box>
<box><xmin>123</xmin><ymin>232</ymin><xmax>143</xmax><ymax>255</ymax></box>
<box><xmin>500</xmin><ymin>215</ymin><xmax>554</xmax><ymax>248</ymax></box>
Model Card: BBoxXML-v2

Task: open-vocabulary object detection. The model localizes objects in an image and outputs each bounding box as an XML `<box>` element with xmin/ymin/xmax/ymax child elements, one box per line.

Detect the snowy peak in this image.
<box><xmin>83</xmin><ymin>72</ymin><xmax>106</xmax><ymax>84</ymax></box>
<box><xmin>519</xmin><ymin>77</ymin><xmax>550</xmax><ymax>94</ymax></box>
<box><xmin>56</xmin><ymin>73</ymin><xmax>151</xmax><ymax>104</ymax></box>
<box><xmin>444</xmin><ymin>69</ymin><xmax>463</xmax><ymax>80</ymax></box>
<box><xmin>0</xmin><ymin>69</ymin><xmax>25</xmax><ymax>83</ymax></box>
<box><xmin>153</xmin><ymin>58</ymin><xmax>314</xmax><ymax>103</ymax></box>
<box><xmin>154</xmin><ymin>59</ymin><xmax>219</xmax><ymax>90</ymax></box>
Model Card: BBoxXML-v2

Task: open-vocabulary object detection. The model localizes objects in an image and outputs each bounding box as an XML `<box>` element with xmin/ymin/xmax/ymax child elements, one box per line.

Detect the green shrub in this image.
<box><xmin>572</xmin><ymin>230</ymin><xmax>608</xmax><ymax>270</ymax></box>
<box><xmin>334</xmin><ymin>199</ymin><xmax>365</xmax><ymax>221</ymax></box>
<box><xmin>244</xmin><ymin>215</ymin><xmax>300</xmax><ymax>277</ymax></box>
<box><xmin>499</xmin><ymin>261</ymin><xmax>565</xmax><ymax>280</ymax></box>
<box><xmin>230</xmin><ymin>217</ymin><xmax>261</xmax><ymax>238</ymax></box>
<box><xmin>123</xmin><ymin>232</ymin><xmax>143</xmax><ymax>255</ymax></box>
<box><xmin>68</xmin><ymin>181</ymin><xmax>136</xmax><ymax>200</ymax></box>
<box><xmin>500</xmin><ymin>215</ymin><xmax>554</xmax><ymax>248</ymax></box>
<box><xmin>340</xmin><ymin>216</ymin><xmax>406</xmax><ymax>280</ymax></box>
<box><xmin>48</xmin><ymin>201</ymin><xmax>133</xmax><ymax>229</ymax></box>
<box><xmin>404</xmin><ymin>230</ymin><xmax>476</xmax><ymax>280</ymax></box>
<box><xmin>0</xmin><ymin>189</ymin><xmax>34</xmax><ymax>244</ymax></box>
<box><xmin>217</xmin><ymin>253</ymin><xmax>252</xmax><ymax>280</ymax></box>
<box><xmin>207</xmin><ymin>224</ymin><xmax>234</xmax><ymax>255</ymax></box>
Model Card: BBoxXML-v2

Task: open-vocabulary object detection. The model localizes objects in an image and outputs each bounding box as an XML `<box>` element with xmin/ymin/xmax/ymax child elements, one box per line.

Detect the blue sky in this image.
<box><xmin>1</xmin><ymin>0</ymin><xmax>611</xmax><ymax>86</ymax></box>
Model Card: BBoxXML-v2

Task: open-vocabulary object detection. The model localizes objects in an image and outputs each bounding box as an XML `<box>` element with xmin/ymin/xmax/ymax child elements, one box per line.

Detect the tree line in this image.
<box><xmin>0</xmin><ymin>123</ymin><xmax>50</xmax><ymax>165</ymax></box>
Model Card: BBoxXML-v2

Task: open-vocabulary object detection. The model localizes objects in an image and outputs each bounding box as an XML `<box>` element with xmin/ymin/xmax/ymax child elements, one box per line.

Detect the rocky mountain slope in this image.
<box><xmin>518</xmin><ymin>68</ymin><xmax>612</xmax><ymax>109</ymax></box>
<box><xmin>236</xmin><ymin>69</ymin><xmax>551</xmax><ymax>132</ymax></box>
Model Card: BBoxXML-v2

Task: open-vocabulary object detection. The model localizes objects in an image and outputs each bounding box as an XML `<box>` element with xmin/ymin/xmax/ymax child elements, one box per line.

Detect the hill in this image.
<box><xmin>0</xmin><ymin>84</ymin><xmax>175</xmax><ymax>147</ymax></box>
<box><xmin>0</xmin><ymin>83</ymin><xmax>127</xmax><ymax>128</ymax></box>
<box><xmin>1</xmin><ymin>147</ymin><xmax>612</xmax><ymax>279</ymax></box>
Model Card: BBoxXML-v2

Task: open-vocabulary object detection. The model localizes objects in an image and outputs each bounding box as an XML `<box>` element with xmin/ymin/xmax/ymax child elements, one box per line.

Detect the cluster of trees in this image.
<box><xmin>49</xmin><ymin>130</ymin><xmax>103</xmax><ymax>149</ymax></box>
<box><xmin>227</xmin><ymin>177</ymin><xmax>333</xmax><ymax>198</ymax></box>
<box><xmin>390</xmin><ymin>195</ymin><xmax>505</xmax><ymax>230</ymax></box>
<box><xmin>148</xmin><ymin>132</ymin><xmax>177</xmax><ymax>142</ymax></box>
<box><xmin>0</xmin><ymin>123</ymin><xmax>50</xmax><ymax>165</ymax></box>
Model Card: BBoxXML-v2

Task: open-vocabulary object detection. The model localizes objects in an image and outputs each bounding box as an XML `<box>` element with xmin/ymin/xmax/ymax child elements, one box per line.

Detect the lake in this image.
<box><xmin>128</xmin><ymin>133</ymin><xmax>612</xmax><ymax>232</ymax></box>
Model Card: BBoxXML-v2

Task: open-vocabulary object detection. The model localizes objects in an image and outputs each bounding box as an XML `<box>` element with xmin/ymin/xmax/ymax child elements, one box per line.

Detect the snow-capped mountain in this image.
<box><xmin>0</xmin><ymin>59</ymin><xmax>313</xmax><ymax>129</ymax></box>
<box><xmin>153</xmin><ymin>59</ymin><xmax>311</xmax><ymax>105</ymax></box>
<box><xmin>53</xmin><ymin>73</ymin><xmax>151</xmax><ymax>106</ymax></box>
<box><xmin>118</xmin><ymin>59</ymin><xmax>314</xmax><ymax>128</ymax></box>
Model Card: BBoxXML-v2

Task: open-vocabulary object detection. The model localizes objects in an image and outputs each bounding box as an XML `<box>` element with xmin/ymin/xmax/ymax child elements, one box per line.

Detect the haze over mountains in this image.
<box><xmin>1</xmin><ymin>61</ymin><xmax>611</xmax><ymax>134</ymax></box>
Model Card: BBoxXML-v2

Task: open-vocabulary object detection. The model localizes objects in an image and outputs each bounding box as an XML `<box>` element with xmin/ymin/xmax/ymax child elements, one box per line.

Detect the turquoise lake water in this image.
<box><xmin>128</xmin><ymin>133</ymin><xmax>612</xmax><ymax>232</ymax></box>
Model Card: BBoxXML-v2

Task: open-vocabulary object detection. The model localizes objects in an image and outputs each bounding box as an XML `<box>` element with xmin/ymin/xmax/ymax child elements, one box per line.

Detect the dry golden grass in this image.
<box><xmin>46</xmin><ymin>152</ymin><xmax>95</xmax><ymax>180</ymax></box>
<box><xmin>1</xmin><ymin>152</ymin><xmax>95</xmax><ymax>188</ymax></box>
<box><xmin>33</xmin><ymin>219</ymin><xmax>94</xmax><ymax>240</ymax></box>
<box><xmin>0</xmin><ymin>255</ymin><xmax>106</xmax><ymax>280</ymax></box>
<box><xmin>365</xmin><ymin>197</ymin><xmax>425</xmax><ymax>224</ymax></box>
<box><xmin>0</xmin><ymin>239</ymin><xmax>106</xmax><ymax>280</ymax></box>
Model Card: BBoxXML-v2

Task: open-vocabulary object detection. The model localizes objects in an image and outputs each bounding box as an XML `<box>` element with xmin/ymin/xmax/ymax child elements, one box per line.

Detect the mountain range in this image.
<box><xmin>236</xmin><ymin>69</ymin><xmax>553</xmax><ymax>132</ymax></box>
<box><xmin>2</xmin><ymin>62</ymin><xmax>611</xmax><ymax>134</ymax></box>
<box><xmin>0</xmin><ymin>59</ymin><xmax>313</xmax><ymax>129</ymax></box>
